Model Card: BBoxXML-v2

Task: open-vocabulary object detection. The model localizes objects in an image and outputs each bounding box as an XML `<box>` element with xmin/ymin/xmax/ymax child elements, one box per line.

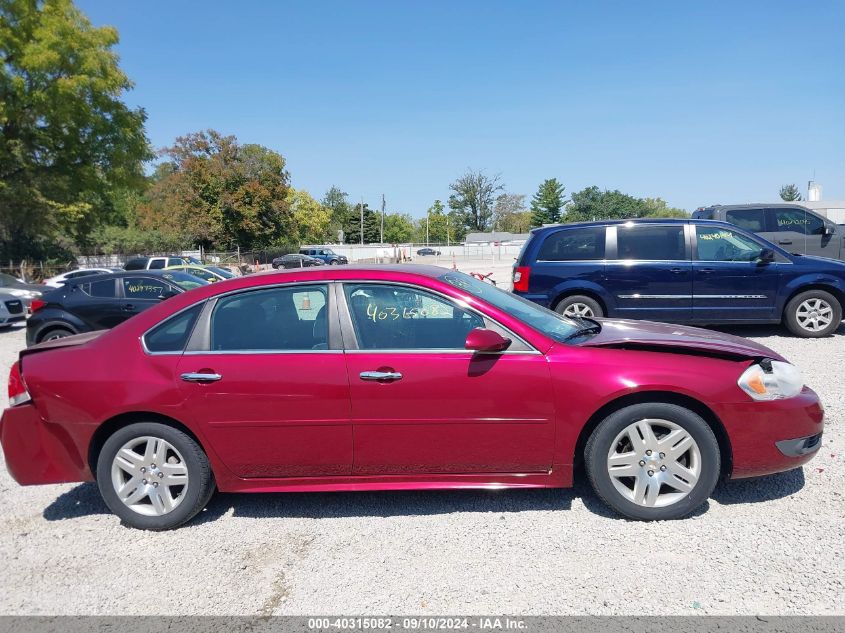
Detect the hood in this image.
<box><xmin>20</xmin><ymin>330</ymin><xmax>106</xmax><ymax>358</ymax></box>
<box><xmin>580</xmin><ymin>318</ymin><xmax>784</xmax><ymax>361</ymax></box>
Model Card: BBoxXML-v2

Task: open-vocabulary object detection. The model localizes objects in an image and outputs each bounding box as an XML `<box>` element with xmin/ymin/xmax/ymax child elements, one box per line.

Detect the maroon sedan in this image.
<box><xmin>1</xmin><ymin>266</ymin><xmax>823</xmax><ymax>529</ymax></box>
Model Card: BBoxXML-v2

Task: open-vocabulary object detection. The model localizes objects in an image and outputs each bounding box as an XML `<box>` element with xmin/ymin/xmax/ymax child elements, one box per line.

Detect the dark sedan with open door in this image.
<box><xmin>26</xmin><ymin>270</ymin><xmax>208</xmax><ymax>346</ymax></box>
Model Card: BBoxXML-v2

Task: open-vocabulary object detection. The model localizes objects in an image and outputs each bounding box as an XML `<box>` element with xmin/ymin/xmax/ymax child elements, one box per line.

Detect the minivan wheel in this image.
<box><xmin>96</xmin><ymin>422</ymin><xmax>215</xmax><ymax>530</ymax></box>
<box><xmin>555</xmin><ymin>295</ymin><xmax>604</xmax><ymax>318</ymax></box>
<box><xmin>784</xmin><ymin>290</ymin><xmax>842</xmax><ymax>337</ymax></box>
<box><xmin>585</xmin><ymin>403</ymin><xmax>720</xmax><ymax>521</ymax></box>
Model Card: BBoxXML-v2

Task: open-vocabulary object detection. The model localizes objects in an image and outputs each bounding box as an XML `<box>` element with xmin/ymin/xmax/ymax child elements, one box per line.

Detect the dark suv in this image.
<box><xmin>693</xmin><ymin>204</ymin><xmax>843</xmax><ymax>260</ymax></box>
<box><xmin>512</xmin><ymin>218</ymin><xmax>845</xmax><ymax>337</ymax></box>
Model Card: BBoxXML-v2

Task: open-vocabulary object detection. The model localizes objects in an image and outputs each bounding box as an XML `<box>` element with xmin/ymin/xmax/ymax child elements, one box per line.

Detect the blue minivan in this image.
<box><xmin>512</xmin><ymin>218</ymin><xmax>845</xmax><ymax>337</ymax></box>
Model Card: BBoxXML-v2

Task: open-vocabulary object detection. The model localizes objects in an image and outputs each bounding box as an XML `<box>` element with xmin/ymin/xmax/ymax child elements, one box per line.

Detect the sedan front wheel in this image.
<box><xmin>585</xmin><ymin>403</ymin><xmax>720</xmax><ymax>520</ymax></box>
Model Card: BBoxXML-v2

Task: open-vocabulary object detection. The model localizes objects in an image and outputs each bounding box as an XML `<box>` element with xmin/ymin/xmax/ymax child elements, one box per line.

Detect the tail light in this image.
<box><xmin>8</xmin><ymin>361</ymin><xmax>31</xmax><ymax>407</ymax></box>
<box><xmin>30</xmin><ymin>299</ymin><xmax>46</xmax><ymax>312</ymax></box>
<box><xmin>512</xmin><ymin>266</ymin><xmax>531</xmax><ymax>292</ymax></box>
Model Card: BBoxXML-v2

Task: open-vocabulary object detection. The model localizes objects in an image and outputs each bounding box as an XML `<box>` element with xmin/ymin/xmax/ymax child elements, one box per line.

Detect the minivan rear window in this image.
<box><xmin>537</xmin><ymin>227</ymin><xmax>605</xmax><ymax>261</ymax></box>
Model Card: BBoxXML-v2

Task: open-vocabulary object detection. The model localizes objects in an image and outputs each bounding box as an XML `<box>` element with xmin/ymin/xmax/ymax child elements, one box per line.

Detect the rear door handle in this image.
<box><xmin>669</xmin><ymin>267</ymin><xmax>686</xmax><ymax>274</ymax></box>
<box><xmin>122</xmin><ymin>303</ymin><xmax>135</xmax><ymax>311</ymax></box>
<box><xmin>360</xmin><ymin>371</ymin><xmax>403</xmax><ymax>382</ymax></box>
<box><xmin>778</xmin><ymin>239</ymin><xmax>793</xmax><ymax>245</ymax></box>
<box><xmin>180</xmin><ymin>372</ymin><xmax>222</xmax><ymax>383</ymax></box>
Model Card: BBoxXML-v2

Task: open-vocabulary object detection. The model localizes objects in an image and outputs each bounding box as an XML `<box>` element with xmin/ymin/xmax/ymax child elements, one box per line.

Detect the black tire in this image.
<box><xmin>37</xmin><ymin>326</ymin><xmax>75</xmax><ymax>343</ymax></box>
<box><xmin>784</xmin><ymin>289</ymin><xmax>842</xmax><ymax>338</ymax></box>
<box><xmin>554</xmin><ymin>294</ymin><xmax>604</xmax><ymax>318</ymax></box>
<box><xmin>96</xmin><ymin>422</ymin><xmax>215</xmax><ymax>530</ymax></box>
<box><xmin>585</xmin><ymin>403</ymin><xmax>720</xmax><ymax>521</ymax></box>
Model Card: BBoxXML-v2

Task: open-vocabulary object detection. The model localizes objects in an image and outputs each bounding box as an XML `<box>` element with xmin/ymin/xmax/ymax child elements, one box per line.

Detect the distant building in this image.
<box><xmin>801</xmin><ymin>200</ymin><xmax>845</xmax><ymax>224</ymax></box>
<box><xmin>464</xmin><ymin>231</ymin><xmax>530</xmax><ymax>245</ymax></box>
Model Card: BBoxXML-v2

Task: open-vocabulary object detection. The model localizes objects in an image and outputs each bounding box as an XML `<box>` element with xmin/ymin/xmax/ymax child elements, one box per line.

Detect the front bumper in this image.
<box><xmin>0</xmin><ymin>403</ymin><xmax>91</xmax><ymax>485</ymax></box>
<box><xmin>717</xmin><ymin>388</ymin><xmax>824</xmax><ymax>479</ymax></box>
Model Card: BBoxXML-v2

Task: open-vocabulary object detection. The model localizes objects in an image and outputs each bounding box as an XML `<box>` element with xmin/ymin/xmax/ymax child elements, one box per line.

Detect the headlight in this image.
<box><xmin>738</xmin><ymin>360</ymin><xmax>804</xmax><ymax>401</ymax></box>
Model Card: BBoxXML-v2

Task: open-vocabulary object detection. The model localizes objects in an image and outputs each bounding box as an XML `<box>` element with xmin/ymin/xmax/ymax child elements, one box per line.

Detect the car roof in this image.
<box><xmin>64</xmin><ymin>270</ymin><xmax>184</xmax><ymax>283</ymax></box>
<box><xmin>529</xmin><ymin>217</ymin><xmax>742</xmax><ymax>235</ymax></box>
<box><xmin>698</xmin><ymin>203</ymin><xmax>811</xmax><ymax>211</ymax></box>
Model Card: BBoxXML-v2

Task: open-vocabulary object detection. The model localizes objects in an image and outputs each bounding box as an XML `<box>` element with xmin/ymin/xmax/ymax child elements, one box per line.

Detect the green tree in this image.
<box><xmin>382</xmin><ymin>212</ymin><xmax>415</xmax><ymax>243</ymax></box>
<box><xmin>288</xmin><ymin>188</ymin><xmax>332</xmax><ymax>244</ymax></box>
<box><xmin>139</xmin><ymin>130</ymin><xmax>292</xmax><ymax>249</ymax></box>
<box><xmin>779</xmin><ymin>184</ymin><xmax>803</xmax><ymax>202</ymax></box>
<box><xmin>494</xmin><ymin>193</ymin><xmax>531</xmax><ymax>232</ymax></box>
<box><xmin>448</xmin><ymin>170</ymin><xmax>503</xmax><ymax>232</ymax></box>
<box><xmin>343</xmin><ymin>202</ymin><xmax>380</xmax><ymax>244</ymax></box>
<box><xmin>0</xmin><ymin>0</ymin><xmax>151</xmax><ymax>260</ymax></box>
<box><xmin>641</xmin><ymin>197</ymin><xmax>689</xmax><ymax>218</ymax></box>
<box><xmin>566</xmin><ymin>187</ymin><xmax>688</xmax><ymax>222</ymax></box>
<box><xmin>529</xmin><ymin>179</ymin><xmax>567</xmax><ymax>226</ymax></box>
<box><xmin>322</xmin><ymin>185</ymin><xmax>351</xmax><ymax>241</ymax></box>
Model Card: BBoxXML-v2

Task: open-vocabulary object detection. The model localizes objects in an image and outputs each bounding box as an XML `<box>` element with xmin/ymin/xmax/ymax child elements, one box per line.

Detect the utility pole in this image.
<box><xmin>380</xmin><ymin>194</ymin><xmax>385</xmax><ymax>245</ymax></box>
<box><xmin>426</xmin><ymin>211</ymin><xmax>430</xmax><ymax>246</ymax></box>
<box><xmin>360</xmin><ymin>197</ymin><xmax>364</xmax><ymax>246</ymax></box>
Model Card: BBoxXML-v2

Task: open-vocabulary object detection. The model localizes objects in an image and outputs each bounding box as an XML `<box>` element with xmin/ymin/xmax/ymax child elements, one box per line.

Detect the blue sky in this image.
<box><xmin>79</xmin><ymin>0</ymin><xmax>844</xmax><ymax>216</ymax></box>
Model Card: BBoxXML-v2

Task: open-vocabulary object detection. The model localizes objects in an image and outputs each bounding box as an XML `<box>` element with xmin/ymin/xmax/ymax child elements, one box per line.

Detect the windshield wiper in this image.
<box><xmin>562</xmin><ymin>318</ymin><xmax>602</xmax><ymax>341</ymax></box>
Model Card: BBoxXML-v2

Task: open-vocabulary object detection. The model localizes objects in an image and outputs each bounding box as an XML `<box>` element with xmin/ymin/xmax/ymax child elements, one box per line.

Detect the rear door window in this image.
<box><xmin>210</xmin><ymin>285</ymin><xmax>329</xmax><ymax>351</ymax></box>
<box><xmin>615</xmin><ymin>225</ymin><xmax>686</xmax><ymax>260</ymax></box>
<box><xmin>537</xmin><ymin>227</ymin><xmax>606</xmax><ymax>261</ymax></box>
<box><xmin>725</xmin><ymin>208</ymin><xmax>766</xmax><ymax>232</ymax></box>
<box><xmin>148</xmin><ymin>259</ymin><xmax>166</xmax><ymax>270</ymax></box>
<box><xmin>80</xmin><ymin>279</ymin><xmax>117</xmax><ymax>298</ymax></box>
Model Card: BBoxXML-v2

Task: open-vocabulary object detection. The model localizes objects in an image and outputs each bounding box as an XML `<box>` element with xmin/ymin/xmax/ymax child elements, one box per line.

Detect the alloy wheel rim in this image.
<box><xmin>563</xmin><ymin>302</ymin><xmax>594</xmax><ymax>318</ymax></box>
<box><xmin>796</xmin><ymin>298</ymin><xmax>833</xmax><ymax>332</ymax></box>
<box><xmin>44</xmin><ymin>331</ymin><xmax>69</xmax><ymax>341</ymax></box>
<box><xmin>606</xmin><ymin>418</ymin><xmax>702</xmax><ymax>508</ymax></box>
<box><xmin>111</xmin><ymin>436</ymin><xmax>189</xmax><ymax>516</ymax></box>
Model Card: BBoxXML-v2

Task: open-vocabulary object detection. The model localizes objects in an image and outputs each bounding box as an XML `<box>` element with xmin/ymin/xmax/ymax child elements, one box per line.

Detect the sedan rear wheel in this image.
<box><xmin>585</xmin><ymin>403</ymin><xmax>720</xmax><ymax>520</ymax></box>
<box><xmin>97</xmin><ymin>422</ymin><xmax>215</xmax><ymax>530</ymax></box>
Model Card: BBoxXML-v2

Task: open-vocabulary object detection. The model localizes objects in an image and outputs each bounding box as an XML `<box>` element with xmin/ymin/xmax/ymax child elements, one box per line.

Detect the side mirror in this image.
<box><xmin>158</xmin><ymin>290</ymin><xmax>179</xmax><ymax>301</ymax></box>
<box><xmin>824</xmin><ymin>224</ymin><xmax>835</xmax><ymax>236</ymax></box>
<box><xmin>757</xmin><ymin>248</ymin><xmax>775</xmax><ymax>264</ymax></box>
<box><xmin>465</xmin><ymin>327</ymin><xmax>511</xmax><ymax>353</ymax></box>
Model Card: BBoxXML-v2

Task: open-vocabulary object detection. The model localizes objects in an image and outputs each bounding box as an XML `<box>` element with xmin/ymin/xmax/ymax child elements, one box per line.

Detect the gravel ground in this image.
<box><xmin>0</xmin><ymin>320</ymin><xmax>842</xmax><ymax>616</ymax></box>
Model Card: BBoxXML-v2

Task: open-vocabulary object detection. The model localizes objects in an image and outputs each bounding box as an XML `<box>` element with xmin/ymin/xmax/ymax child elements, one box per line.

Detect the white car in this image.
<box><xmin>42</xmin><ymin>268</ymin><xmax>118</xmax><ymax>288</ymax></box>
<box><xmin>0</xmin><ymin>291</ymin><xmax>26</xmax><ymax>328</ymax></box>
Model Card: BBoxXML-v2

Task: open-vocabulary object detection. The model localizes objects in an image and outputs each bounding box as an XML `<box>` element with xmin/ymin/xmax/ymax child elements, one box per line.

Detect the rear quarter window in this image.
<box><xmin>144</xmin><ymin>304</ymin><xmax>203</xmax><ymax>353</ymax></box>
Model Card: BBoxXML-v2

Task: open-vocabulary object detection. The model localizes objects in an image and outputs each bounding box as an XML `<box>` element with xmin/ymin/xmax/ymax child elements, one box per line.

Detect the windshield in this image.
<box><xmin>0</xmin><ymin>272</ymin><xmax>20</xmax><ymax>286</ymax></box>
<box><xmin>160</xmin><ymin>271</ymin><xmax>210</xmax><ymax>290</ymax></box>
<box><xmin>207</xmin><ymin>266</ymin><xmax>235</xmax><ymax>278</ymax></box>
<box><xmin>439</xmin><ymin>271</ymin><xmax>581</xmax><ymax>343</ymax></box>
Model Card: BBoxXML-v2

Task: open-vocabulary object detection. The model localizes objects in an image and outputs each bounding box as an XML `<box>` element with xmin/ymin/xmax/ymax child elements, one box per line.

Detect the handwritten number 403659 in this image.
<box><xmin>365</xmin><ymin>303</ymin><xmax>449</xmax><ymax>322</ymax></box>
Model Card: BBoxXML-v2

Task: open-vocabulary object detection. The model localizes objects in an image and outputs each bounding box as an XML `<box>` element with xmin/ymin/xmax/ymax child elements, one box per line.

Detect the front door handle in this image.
<box><xmin>698</xmin><ymin>268</ymin><xmax>715</xmax><ymax>274</ymax></box>
<box><xmin>778</xmin><ymin>239</ymin><xmax>793</xmax><ymax>245</ymax></box>
<box><xmin>360</xmin><ymin>371</ymin><xmax>403</xmax><ymax>382</ymax></box>
<box><xmin>180</xmin><ymin>372</ymin><xmax>222</xmax><ymax>383</ymax></box>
